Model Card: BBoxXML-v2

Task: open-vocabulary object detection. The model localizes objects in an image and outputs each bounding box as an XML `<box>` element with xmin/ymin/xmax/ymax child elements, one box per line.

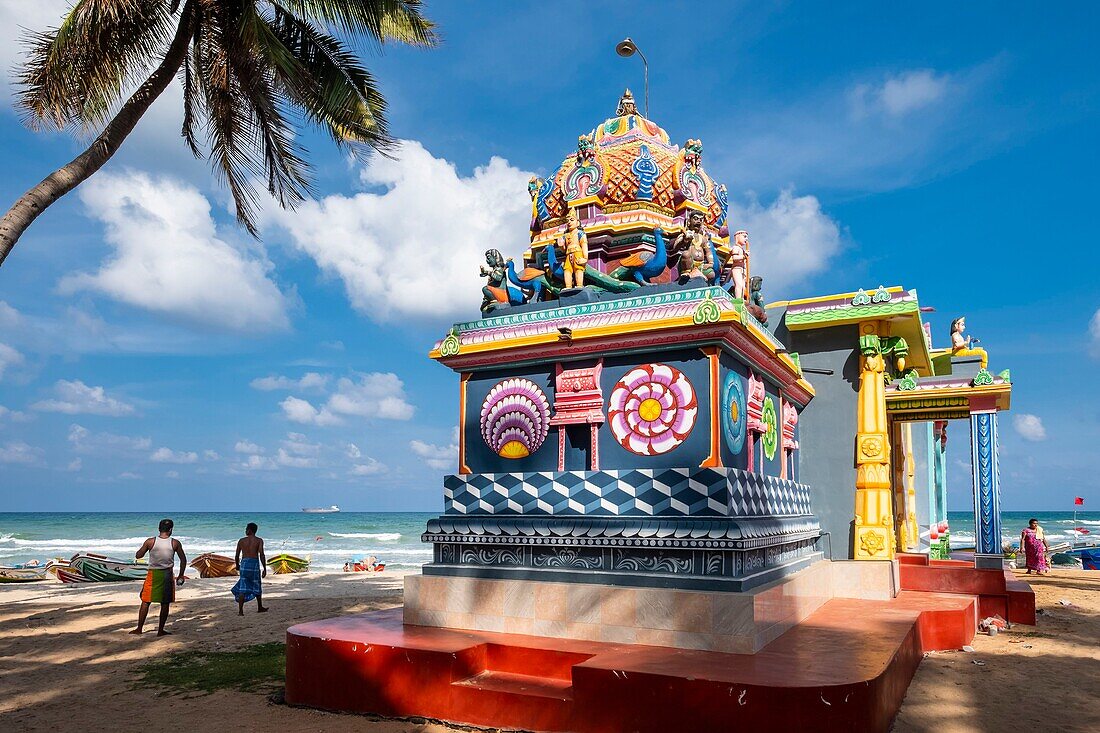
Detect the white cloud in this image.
<box><xmin>165</xmin><ymin>470</ymin><xmax>180</xmax><ymax>479</ymax></box>
<box><xmin>345</xmin><ymin>442</ymin><xmax>362</xmax><ymax>459</ymax></box>
<box><xmin>265</xmin><ymin>140</ymin><xmax>532</xmax><ymax>323</ymax></box>
<box><xmin>67</xmin><ymin>424</ymin><xmax>151</xmax><ymax>453</ymax></box>
<box><xmin>851</xmin><ymin>70</ymin><xmax>950</xmax><ymax>118</ymax></box>
<box><xmin>410</xmin><ymin>427</ymin><xmax>459</xmax><ymax>471</ymax></box>
<box><xmin>236</xmin><ymin>454</ymin><xmax>278</xmax><ymax>472</ymax></box>
<box><xmin>118</xmin><ymin>472</ymin><xmax>142</xmax><ymax>480</ymax></box>
<box><xmin>0</xmin><ymin>342</ymin><xmax>24</xmax><ymax>380</ymax></box>
<box><xmin>276</xmin><ymin>448</ymin><xmax>317</xmax><ymax>468</ymax></box>
<box><xmin>1013</xmin><ymin>414</ymin><xmax>1047</xmax><ymax>442</ymax></box>
<box><xmin>0</xmin><ymin>1</ymin><xmax>71</xmax><ymax>100</ymax></box>
<box><xmin>60</xmin><ymin>171</ymin><xmax>290</xmax><ymax>333</ymax></box>
<box><xmin>33</xmin><ymin>380</ymin><xmax>135</xmax><ymax>416</ymax></box>
<box><xmin>730</xmin><ymin>189</ymin><xmax>842</xmax><ymax>293</ymax></box>
<box><xmin>281</xmin><ymin>432</ymin><xmax>321</xmax><ymax>456</ymax></box>
<box><xmin>0</xmin><ymin>405</ymin><xmax>30</xmax><ymax>423</ymax></box>
<box><xmin>203</xmin><ymin>450</ymin><xmax>220</xmax><ymax>461</ymax></box>
<box><xmin>280</xmin><ymin>396</ymin><xmax>342</xmax><ymax>426</ymax></box>
<box><xmin>150</xmin><ymin>447</ymin><xmax>199</xmax><ymax>464</ymax></box>
<box><xmin>234</xmin><ymin>440</ymin><xmax>263</xmax><ymax>454</ymax></box>
<box><xmin>326</xmin><ymin>373</ymin><xmax>414</xmax><ymax>421</ymax></box>
<box><xmin>0</xmin><ymin>440</ymin><xmax>43</xmax><ymax>465</ymax></box>
<box><xmin>67</xmin><ymin>458</ymin><xmax>82</xmax><ymax>472</ymax></box>
<box><xmin>350</xmin><ymin>458</ymin><xmax>387</xmax><ymax>476</ymax></box>
<box><xmin>1089</xmin><ymin>309</ymin><xmax>1100</xmax><ymax>359</ymax></box>
<box><xmin>251</xmin><ymin>372</ymin><xmax>329</xmax><ymax>391</ymax></box>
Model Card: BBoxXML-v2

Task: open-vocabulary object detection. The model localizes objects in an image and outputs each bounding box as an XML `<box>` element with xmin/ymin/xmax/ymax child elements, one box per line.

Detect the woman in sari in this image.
<box><xmin>1020</xmin><ymin>518</ymin><xmax>1049</xmax><ymax>574</ymax></box>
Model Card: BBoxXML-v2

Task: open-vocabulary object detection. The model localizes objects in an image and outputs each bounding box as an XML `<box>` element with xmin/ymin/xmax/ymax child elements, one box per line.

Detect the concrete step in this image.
<box><xmin>453</xmin><ymin>669</ymin><xmax>574</xmax><ymax>700</ymax></box>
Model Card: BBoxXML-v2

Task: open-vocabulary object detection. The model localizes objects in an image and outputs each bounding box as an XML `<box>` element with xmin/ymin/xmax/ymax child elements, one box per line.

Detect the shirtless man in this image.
<box><xmin>231</xmin><ymin>523</ymin><xmax>268</xmax><ymax>615</ymax></box>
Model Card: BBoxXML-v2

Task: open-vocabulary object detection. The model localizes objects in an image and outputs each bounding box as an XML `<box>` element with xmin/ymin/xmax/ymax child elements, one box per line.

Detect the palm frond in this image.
<box><xmin>271</xmin><ymin>0</ymin><xmax>438</xmax><ymax>48</ymax></box>
<box><xmin>195</xmin><ymin>0</ymin><xmax>311</xmax><ymax>234</ymax></box>
<box><xmin>257</xmin><ymin>8</ymin><xmax>391</xmax><ymax>155</ymax></box>
<box><xmin>17</xmin><ymin>0</ymin><xmax>177</xmax><ymax>130</ymax></box>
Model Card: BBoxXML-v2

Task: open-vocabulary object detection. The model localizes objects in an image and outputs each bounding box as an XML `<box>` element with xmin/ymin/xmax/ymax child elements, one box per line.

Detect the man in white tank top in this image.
<box><xmin>131</xmin><ymin>518</ymin><xmax>186</xmax><ymax>636</ymax></box>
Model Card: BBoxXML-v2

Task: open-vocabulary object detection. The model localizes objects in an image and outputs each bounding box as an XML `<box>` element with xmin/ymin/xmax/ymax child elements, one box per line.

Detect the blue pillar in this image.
<box><xmin>970</xmin><ymin>411</ymin><xmax>1003</xmax><ymax>569</ymax></box>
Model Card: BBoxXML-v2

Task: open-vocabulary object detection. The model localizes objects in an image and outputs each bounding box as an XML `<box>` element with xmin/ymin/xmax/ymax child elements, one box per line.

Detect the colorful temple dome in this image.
<box><xmin>528</xmin><ymin>90</ymin><xmax>729</xmax><ymax>256</ymax></box>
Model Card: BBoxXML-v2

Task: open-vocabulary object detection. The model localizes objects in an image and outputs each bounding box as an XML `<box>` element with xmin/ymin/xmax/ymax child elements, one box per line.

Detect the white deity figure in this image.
<box><xmin>725</xmin><ymin>230</ymin><xmax>749</xmax><ymax>299</ymax></box>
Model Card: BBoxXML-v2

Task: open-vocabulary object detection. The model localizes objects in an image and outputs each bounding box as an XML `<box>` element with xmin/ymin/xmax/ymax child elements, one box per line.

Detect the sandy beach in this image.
<box><xmin>1</xmin><ymin>568</ymin><xmax>1098</xmax><ymax>732</ymax></box>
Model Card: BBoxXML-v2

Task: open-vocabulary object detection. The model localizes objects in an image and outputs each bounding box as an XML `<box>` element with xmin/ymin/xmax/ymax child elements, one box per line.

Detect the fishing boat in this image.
<box><xmin>301</xmin><ymin>505</ymin><xmax>340</xmax><ymax>514</ymax></box>
<box><xmin>268</xmin><ymin>553</ymin><xmax>310</xmax><ymax>574</ymax></box>
<box><xmin>69</xmin><ymin>553</ymin><xmax>147</xmax><ymax>582</ymax></box>
<box><xmin>189</xmin><ymin>552</ymin><xmax>238</xmax><ymax>578</ymax></box>
<box><xmin>0</xmin><ymin>565</ymin><xmax>48</xmax><ymax>583</ymax></box>
<box><xmin>46</xmin><ymin>560</ymin><xmax>91</xmax><ymax>584</ymax></box>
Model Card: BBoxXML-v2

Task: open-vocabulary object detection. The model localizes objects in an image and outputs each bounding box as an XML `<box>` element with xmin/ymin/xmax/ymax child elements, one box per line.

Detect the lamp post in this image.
<box><xmin>615</xmin><ymin>37</ymin><xmax>649</xmax><ymax>119</ymax></box>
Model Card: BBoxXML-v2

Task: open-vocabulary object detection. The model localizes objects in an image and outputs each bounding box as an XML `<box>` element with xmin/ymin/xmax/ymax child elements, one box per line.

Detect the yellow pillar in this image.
<box><xmin>904</xmin><ymin>422</ymin><xmax>919</xmax><ymax>549</ymax></box>
<box><xmin>853</xmin><ymin>322</ymin><xmax>896</xmax><ymax>560</ymax></box>
<box><xmin>892</xmin><ymin>421</ymin><xmax>920</xmax><ymax>552</ymax></box>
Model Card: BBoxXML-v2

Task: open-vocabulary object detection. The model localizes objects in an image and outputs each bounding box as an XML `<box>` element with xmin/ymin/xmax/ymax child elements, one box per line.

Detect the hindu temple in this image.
<box><xmin>285</xmin><ymin>91</ymin><xmax>1033</xmax><ymax>732</ymax></box>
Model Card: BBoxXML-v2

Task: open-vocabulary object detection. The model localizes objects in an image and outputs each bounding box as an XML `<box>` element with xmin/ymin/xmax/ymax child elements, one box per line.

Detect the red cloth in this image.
<box><xmin>1075</xmin><ymin>497</ymin><xmax>1085</xmax><ymax>505</ymax></box>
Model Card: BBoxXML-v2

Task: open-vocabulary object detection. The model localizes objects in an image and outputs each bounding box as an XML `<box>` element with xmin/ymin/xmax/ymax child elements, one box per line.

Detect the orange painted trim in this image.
<box><xmin>458</xmin><ymin>373</ymin><xmax>472</xmax><ymax>475</ymax></box>
<box><xmin>700</xmin><ymin>346</ymin><xmax>722</xmax><ymax>468</ymax></box>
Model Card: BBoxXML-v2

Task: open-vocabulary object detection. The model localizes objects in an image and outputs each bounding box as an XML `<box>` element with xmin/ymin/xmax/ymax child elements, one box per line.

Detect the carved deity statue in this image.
<box><xmin>479</xmin><ymin>249</ymin><xmax>508</xmax><ymax>314</ymax></box>
<box><xmin>669</xmin><ymin>210</ymin><xmax>713</xmax><ymax>284</ymax></box>
<box><xmin>724</xmin><ymin>230</ymin><xmax>749</xmax><ymax>299</ymax></box>
<box><xmin>950</xmin><ymin>317</ymin><xmax>971</xmax><ymax>351</ymax></box>
<box><xmin>561</xmin><ymin>209</ymin><xmax>589</xmax><ymax>289</ymax></box>
<box><xmin>750</xmin><ymin>276</ymin><xmax>765</xmax><ymax>309</ymax></box>
<box><xmin>576</xmin><ymin>133</ymin><xmax>596</xmax><ymax>164</ymax></box>
<box><xmin>617</xmin><ymin>88</ymin><xmax>638</xmax><ymax>116</ymax></box>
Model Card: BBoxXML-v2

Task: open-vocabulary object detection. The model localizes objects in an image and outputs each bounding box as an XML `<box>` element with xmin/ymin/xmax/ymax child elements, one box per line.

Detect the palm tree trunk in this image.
<box><xmin>0</xmin><ymin>3</ymin><xmax>195</xmax><ymax>269</ymax></box>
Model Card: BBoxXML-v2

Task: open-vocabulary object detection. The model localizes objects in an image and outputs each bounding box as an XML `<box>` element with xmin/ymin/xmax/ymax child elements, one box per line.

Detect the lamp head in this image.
<box><xmin>616</xmin><ymin>38</ymin><xmax>637</xmax><ymax>57</ymax></box>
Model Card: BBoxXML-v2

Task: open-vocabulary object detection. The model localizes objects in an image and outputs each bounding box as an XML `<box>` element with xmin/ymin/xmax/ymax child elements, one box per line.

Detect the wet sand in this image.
<box><xmin>2</xmin><ymin>568</ymin><xmax>1097</xmax><ymax>732</ymax></box>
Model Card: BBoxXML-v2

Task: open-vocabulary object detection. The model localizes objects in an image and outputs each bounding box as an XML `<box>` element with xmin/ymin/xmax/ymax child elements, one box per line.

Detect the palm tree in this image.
<box><xmin>0</xmin><ymin>0</ymin><xmax>436</xmax><ymax>268</ymax></box>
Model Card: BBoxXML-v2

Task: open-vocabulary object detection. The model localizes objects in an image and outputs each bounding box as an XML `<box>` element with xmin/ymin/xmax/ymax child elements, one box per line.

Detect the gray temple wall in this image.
<box><xmin>771</xmin><ymin>309</ymin><xmax>860</xmax><ymax>559</ymax></box>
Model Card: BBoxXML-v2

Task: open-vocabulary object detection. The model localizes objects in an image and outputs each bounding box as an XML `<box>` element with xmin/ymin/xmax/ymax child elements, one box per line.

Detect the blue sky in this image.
<box><xmin>0</xmin><ymin>1</ymin><xmax>1097</xmax><ymax>512</ymax></box>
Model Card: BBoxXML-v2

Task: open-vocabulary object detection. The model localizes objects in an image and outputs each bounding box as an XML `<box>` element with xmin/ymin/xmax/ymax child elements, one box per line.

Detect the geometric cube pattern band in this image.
<box><xmin>443</xmin><ymin>467</ymin><xmax>812</xmax><ymax>518</ymax></box>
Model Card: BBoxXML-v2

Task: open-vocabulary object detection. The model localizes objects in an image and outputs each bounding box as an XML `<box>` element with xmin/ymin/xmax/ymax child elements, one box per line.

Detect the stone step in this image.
<box><xmin>452</xmin><ymin>669</ymin><xmax>574</xmax><ymax>701</ymax></box>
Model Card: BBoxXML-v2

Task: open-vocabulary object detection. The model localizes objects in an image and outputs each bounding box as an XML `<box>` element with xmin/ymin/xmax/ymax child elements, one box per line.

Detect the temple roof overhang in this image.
<box><xmin>773</xmin><ymin>286</ymin><xmax>934</xmax><ymax>376</ymax></box>
<box><xmin>885</xmin><ymin>372</ymin><xmax>1012</xmax><ymax>421</ymax></box>
<box><xmin>430</xmin><ymin>286</ymin><xmax>815</xmax><ymax>405</ymax></box>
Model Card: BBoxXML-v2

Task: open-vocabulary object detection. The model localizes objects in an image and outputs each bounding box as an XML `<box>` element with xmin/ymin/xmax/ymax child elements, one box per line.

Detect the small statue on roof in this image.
<box><xmin>670</xmin><ymin>210</ymin><xmax>714</xmax><ymax>284</ymax></box>
<box><xmin>576</xmin><ymin>133</ymin><xmax>596</xmax><ymax>165</ymax></box>
<box><xmin>723</xmin><ymin>230</ymin><xmax>749</xmax><ymax>300</ymax></box>
<box><xmin>617</xmin><ymin>88</ymin><xmax>638</xmax><ymax>116</ymax></box>
<box><xmin>561</xmin><ymin>209</ymin><xmax>589</xmax><ymax>289</ymax></box>
<box><xmin>683</xmin><ymin>139</ymin><xmax>703</xmax><ymax>169</ymax></box>
<box><xmin>950</xmin><ymin>317</ymin><xmax>974</xmax><ymax>350</ymax></box>
<box><xmin>480</xmin><ymin>249</ymin><xmax>522</xmax><ymax>314</ymax></box>
<box><xmin>746</xmin><ymin>276</ymin><xmax>768</xmax><ymax>324</ymax></box>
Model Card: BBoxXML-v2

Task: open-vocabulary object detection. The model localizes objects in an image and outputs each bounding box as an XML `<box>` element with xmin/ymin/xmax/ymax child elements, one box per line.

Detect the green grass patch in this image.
<box><xmin>135</xmin><ymin>642</ymin><xmax>285</xmax><ymax>695</ymax></box>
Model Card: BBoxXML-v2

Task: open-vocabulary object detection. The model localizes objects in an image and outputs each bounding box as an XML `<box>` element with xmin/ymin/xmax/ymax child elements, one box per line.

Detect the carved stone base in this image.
<box><xmin>423</xmin><ymin>514</ymin><xmax>821</xmax><ymax>592</ymax></box>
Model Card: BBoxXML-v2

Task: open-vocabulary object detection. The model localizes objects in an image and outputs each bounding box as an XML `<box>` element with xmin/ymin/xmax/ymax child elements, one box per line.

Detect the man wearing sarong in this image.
<box><xmin>131</xmin><ymin>518</ymin><xmax>186</xmax><ymax>636</ymax></box>
<box><xmin>232</xmin><ymin>522</ymin><xmax>269</xmax><ymax>615</ymax></box>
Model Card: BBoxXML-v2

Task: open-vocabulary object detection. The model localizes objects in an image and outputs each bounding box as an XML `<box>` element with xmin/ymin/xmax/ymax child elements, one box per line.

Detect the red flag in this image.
<box><xmin>1076</xmin><ymin>527</ymin><xmax>1091</xmax><ymax>535</ymax></box>
<box><xmin>1075</xmin><ymin>497</ymin><xmax>1085</xmax><ymax>506</ymax></box>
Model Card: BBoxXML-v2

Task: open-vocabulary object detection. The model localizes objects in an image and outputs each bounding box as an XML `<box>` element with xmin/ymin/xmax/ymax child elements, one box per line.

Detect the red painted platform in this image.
<box><xmin>897</xmin><ymin>552</ymin><xmax>1036</xmax><ymax>625</ymax></box>
<box><xmin>286</xmin><ymin>591</ymin><xmax>976</xmax><ymax>733</ymax></box>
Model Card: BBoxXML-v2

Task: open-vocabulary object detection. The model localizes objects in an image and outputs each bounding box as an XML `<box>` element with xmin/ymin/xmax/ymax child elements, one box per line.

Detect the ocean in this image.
<box><xmin>0</xmin><ymin>512</ymin><xmax>435</xmax><ymax>571</ymax></box>
<box><xmin>1</xmin><ymin>510</ymin><xmax>1097</xmax><ymax>569</ymax></box>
